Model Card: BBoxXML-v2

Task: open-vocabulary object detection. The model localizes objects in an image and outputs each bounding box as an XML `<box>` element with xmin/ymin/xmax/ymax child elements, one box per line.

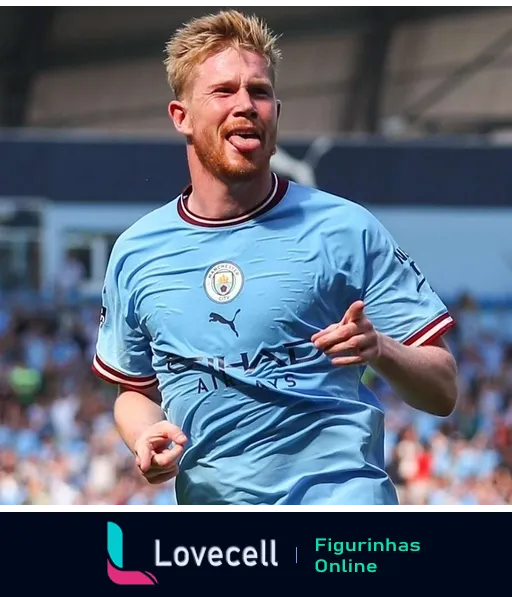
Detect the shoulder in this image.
<box><xmin>105</xmin><ymin>199</ymin><xmax>180</xmax><ymax>282</ymax></box>
<box><xmin>288</xmin><ymin>181</ymin><xmax>384</xmax><ymax>235</ymax></box>
<box><xmin>110</xmin><ymin>200</ymin><xmax>179</xmax><ymax>259</ymax></box>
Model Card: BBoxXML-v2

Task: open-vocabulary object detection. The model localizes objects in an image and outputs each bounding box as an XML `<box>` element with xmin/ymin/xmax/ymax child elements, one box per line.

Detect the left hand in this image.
<box><xmin>311</xmin><ymin>300</ymin><xmax>382</xmax><ymax>366</ymax></box>
<box><xmin>134</xmin><ymin>421</ymin><xmax>187</xmax><ymax>485</ymax></box>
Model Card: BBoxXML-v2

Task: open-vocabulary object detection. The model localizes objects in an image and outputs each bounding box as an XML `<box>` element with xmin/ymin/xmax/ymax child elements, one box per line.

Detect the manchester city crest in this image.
<box><xmin>204</xmin><ymin>262</ymin><xmax>244</xmax><ymax>303</ymax></box>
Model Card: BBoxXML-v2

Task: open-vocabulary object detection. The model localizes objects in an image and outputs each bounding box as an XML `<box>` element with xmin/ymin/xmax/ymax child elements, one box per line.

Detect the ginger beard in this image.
<box><xmin>189</xmin><ymin>118</ymin><xmax>277</xmax><ymax>181</ymax></box>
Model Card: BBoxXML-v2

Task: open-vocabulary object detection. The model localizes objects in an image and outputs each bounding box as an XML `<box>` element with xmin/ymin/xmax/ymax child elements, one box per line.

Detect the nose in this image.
<box><xmin>233</xmin><ymin>88</ymin><xmax>257</xmax><ymax>119</ymax></box>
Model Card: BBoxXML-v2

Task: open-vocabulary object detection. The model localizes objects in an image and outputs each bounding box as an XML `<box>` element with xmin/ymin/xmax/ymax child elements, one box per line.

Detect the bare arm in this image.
<box><xmin>114</xmin><ymin>385</ymin><xmax>187</xmax><ymax>480</ymax></box>
<box><xmin>370</xmin><ymin>335</ymin><xmax>458</xmax><ymax>417</ymax></box>
<box><xmin>312</xmin><ymin>301</ymin><xmax>458</xmax><ymax>417</ymax></box>
<box><xmin>113</xmin><ymin>385</ymin><xmax>166</xmax><ymax>455</ymax></box>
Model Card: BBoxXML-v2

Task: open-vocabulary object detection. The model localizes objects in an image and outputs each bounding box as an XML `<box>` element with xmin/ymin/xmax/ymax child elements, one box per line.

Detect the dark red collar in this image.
<box><xmin>177</xmin><ymin>173</ymin><xmax>289</xmax><ymax>228</ymax></box>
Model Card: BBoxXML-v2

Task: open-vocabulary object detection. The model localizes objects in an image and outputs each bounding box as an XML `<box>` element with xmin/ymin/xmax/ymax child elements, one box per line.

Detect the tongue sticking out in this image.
<box><xmin>228</xmin><ymin>134</ymin><xmax>261</xmax><ymax>153</ymax></box>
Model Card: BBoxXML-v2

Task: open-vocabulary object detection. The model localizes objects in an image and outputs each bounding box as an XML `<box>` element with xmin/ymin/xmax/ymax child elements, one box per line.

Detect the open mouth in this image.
<box><xmin>226</xmin><ymin>128</ymin><xmax>262</xmax><ymax>152</ymax></box>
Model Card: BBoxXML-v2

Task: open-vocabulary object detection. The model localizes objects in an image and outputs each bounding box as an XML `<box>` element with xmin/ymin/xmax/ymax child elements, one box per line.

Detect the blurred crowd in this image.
<box><xmin>1</xmin><ymin>291</ymin><xmax>512</xmax><ymax>506</ymax></box>
<box><xmin>0</xmin><ymin>295</ymin><xmax>176</xmax><ymax>505</ymax></box>
<box><xmin>375</xmin><ymin>294</ymin><xmax>512</xmax><ymax>505</ymax></box>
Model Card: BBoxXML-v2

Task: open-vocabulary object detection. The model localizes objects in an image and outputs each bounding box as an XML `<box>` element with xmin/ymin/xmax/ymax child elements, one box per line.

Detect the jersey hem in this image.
<box><xmin>91</xmin><ymin>354</ymin><xmax>158</xmax><ymax>388</ymax></box>
<box><xmin>402</xmin><ymin>312</ymin><xmax>455</xmax><ymax>347</ymax></box>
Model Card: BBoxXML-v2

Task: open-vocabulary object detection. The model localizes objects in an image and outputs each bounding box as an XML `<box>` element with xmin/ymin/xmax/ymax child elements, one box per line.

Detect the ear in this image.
<box><xmin>276</xmin><ymin>99</ymin><xmax>282</xmax><ymax>122</ymax></box>
<box><xmin>168</xmin><ymin>100</ymin><xmax>192</xmax><ymax>136</ymax></box>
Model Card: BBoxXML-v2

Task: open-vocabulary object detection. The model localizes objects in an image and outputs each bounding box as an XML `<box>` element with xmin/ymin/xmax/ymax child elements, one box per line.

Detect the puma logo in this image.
<box><xmin>209</xmin><ymin>309</ymin><xmax>241</xmax><ymax>337</ymax></box>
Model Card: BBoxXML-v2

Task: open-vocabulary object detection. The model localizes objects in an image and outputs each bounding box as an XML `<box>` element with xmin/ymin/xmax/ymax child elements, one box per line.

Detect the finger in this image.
<box><xmin>330</xmin><ymin>343</ymin><xmax>380</xmax><ymax>366</ymax></box>
<box><xmin>330</xmin><ymin>355</ymin><xmax>365</xmax><ymax>367</ymax></box>
<box><xmin>135</xmin><ymin>442</ymin><xmax>153</xmax><ymax>472</ymax></box>
<box><xmin>311</xmin><ymin>323</ymin><xmax>339</xmax><ymax>343</ymax></box>
<box><xmin>144</xmin><ymin>464</ymin><xmax>179</xmax><ymax>479</ymax></box>
<box><xmin>343</xmin><ymin>300</ymin><xmax>365</xmax><ymax>324</ymax></box>
<box><xmin>323</xmin><ymin>333</ymin><xmax>372</xmax><ymax>356</ymax></box>
<box><xmin>149</xmin><ymin>421</ymin><xmax>188</xmax><ymax>446</ymax></box>
<box><xmin>145</xmin><ymin>467</ymin><xmax>179</xmax><ymax>485</ymax></box>
<box><xmin>142</xmin><ymin>460</ymin><xmax>179</xmax><ymax>478</ymax></box>
<box><xmin>151</xmin><ymin>445</ymin><xmax>184</xmax><ymax>468</ymax></box>
<box><xmin>313</xmin><ymin>322</ymin><xmax>360</xmax><ymax>350</ymax></box>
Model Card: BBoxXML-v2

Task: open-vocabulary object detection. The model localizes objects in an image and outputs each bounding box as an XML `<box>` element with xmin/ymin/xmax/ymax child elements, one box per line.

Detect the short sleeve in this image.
<box><xmin>91</xmin><ymin>247</ymin><xmax>157</xmax><ymax>389</ymax></box>
<box><xmin>361</xmin><ymin>212</ymin><xmax>455</xmax><ymax>347</ymax></box>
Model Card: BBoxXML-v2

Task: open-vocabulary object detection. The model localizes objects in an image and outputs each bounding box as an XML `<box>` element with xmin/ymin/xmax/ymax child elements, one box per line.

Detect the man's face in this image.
<box><xmin>173</xmin><ymin>46</ymin><xmax>280</xmax><ymax>181</ymax></box>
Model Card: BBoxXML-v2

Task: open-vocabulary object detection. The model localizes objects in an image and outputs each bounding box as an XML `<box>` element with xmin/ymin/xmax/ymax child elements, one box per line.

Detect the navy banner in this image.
<box><xmin>2</xmin><ymin>511</ymin><xmax>506</xmax><ymax>591</ymax></box>
<box><xmin>2</xmin><ymin>134</ymin><xmax>512</xmax><ymax>206</ymax></box>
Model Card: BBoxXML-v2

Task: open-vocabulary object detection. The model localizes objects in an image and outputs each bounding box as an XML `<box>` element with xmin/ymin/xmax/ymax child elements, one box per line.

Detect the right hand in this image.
<box><xmin>133</xmin><ymin>421</ymin><xmax>188</xmax><ymax>485</ymax></box>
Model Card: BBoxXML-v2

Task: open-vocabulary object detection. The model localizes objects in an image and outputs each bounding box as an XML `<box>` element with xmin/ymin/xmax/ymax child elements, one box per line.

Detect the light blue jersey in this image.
<box><xmin>92</xmin><ymin>173</ymin><xmax>454</xmax><ymax>505</ymax></box>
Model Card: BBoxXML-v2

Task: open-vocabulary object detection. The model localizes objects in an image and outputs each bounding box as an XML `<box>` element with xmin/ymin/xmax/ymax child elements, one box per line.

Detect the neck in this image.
<box><xmin>185</xmin><ymin>160</ymin><xmax>273</xmax><ymax>221</ymax></box>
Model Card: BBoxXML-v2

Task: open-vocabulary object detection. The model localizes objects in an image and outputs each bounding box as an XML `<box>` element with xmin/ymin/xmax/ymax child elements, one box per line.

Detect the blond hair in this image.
<box><xmin>164</xmin><ymin>10</ymin><xmax>282</xmax><ymax>99</ymax></box>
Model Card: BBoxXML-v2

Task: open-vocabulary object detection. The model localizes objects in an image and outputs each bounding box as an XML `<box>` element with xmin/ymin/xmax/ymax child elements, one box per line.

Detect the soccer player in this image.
<box><xmin>91</xmin><ymin>10</ymin><xmax>458</xmax><ymax>505</ymax></box>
